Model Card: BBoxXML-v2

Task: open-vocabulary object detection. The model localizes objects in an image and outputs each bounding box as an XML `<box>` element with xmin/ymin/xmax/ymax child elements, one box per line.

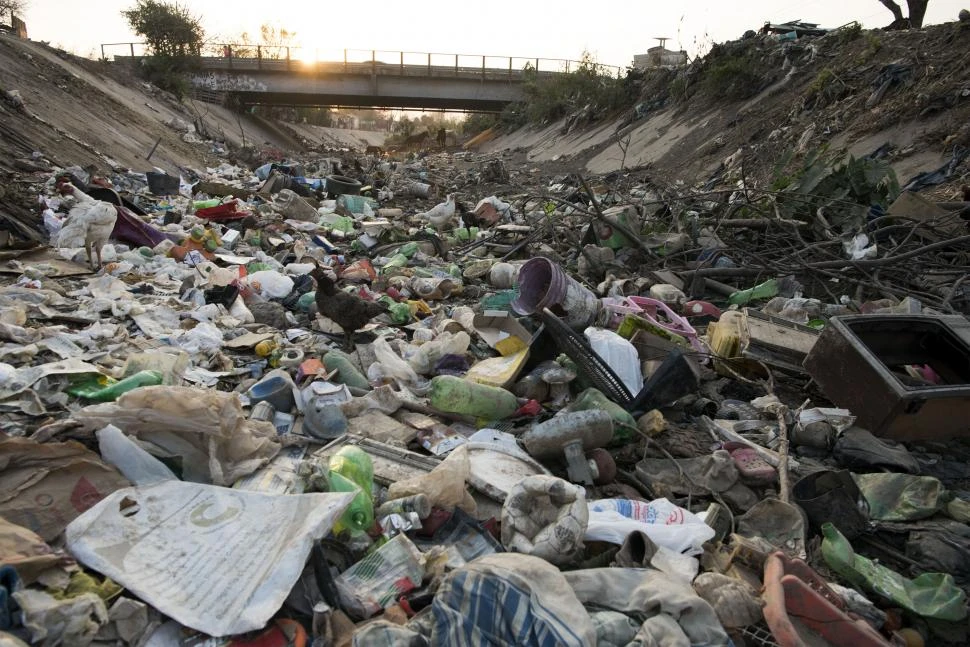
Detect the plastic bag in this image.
<box><xmin>245</xmin><ymin>270</ymin><xmax>294</xmax><ymax>299</ymax></box>
<box><xmin>174</xmin><ymin>322</ymin><xmax>223</xmax><ymax>354</ymax></box>
<box><xmin>405</xmin><ymin>331</ymin><xmax>470</xmax><ymax>376</ymax></box>
<box><xmin>387</xmin><ymin>445</ymin><xmax>476</xmax><ymax>515</ymax></box>
<box><xmin>585</xmin><ymin>498</ymin><xmax>715</xmax><ymax>556</ymax></box>
<box><xmin>373</xmin><ymin>337</ymin><xmax>430</xmax><ymax>393</ymax></box>
<box><xmin>584</xmin><ymin>327</ymin><xmax>643</xmax><ymax>395</ymax></box>
<box><xmin>335</xmin><ymin>534</ymin><xmax>425</xmax><ymax>620</ymax></box>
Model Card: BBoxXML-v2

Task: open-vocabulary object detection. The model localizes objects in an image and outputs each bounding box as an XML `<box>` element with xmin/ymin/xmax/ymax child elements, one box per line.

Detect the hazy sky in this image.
<box><xmin>23</xmin><ymin>0</ymin><xmax>969</xmax><ymax>68</ymax></box>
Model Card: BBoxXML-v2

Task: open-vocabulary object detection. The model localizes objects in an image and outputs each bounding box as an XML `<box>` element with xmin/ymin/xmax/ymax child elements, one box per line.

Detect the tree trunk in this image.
<box><xmin>877</xmin><ymin>0</ymin><xmax>906</xmax><ymax>23</ymax></box>
<box><xmin>907</xmin><ymin>0</ymin><xmax>929</xmax><ymax>28</ymax></box>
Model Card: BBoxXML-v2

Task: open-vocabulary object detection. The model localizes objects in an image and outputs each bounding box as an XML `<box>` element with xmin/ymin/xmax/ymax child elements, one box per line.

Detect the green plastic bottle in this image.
<box><xmin>429</xmin><ymin>375</ymin><xmax>519</xmax><ymax>419</ymax></box>
<box><xmin>328</xmin><ymin>471</ymin><xmax>375</xmax><ymax>534</ymax></box>
<box><xmin>568</xmin><ymin>387</ymin><xmax>638</xmax><ymax>444</ymax></box>
<box><xmin>323</xmin><ymin>350</ymin><xmax>371</xmax><ymax>391</ymax></box>
<box><xmin>329</xmin><ymin>446</ymin><xmax>374</xmax><ymax>499</ymax></box>
<box><xmin>382</xmin><ymin>253</ymin><xmax>409</xmax><ymax>273</ymax></box>
<box><xmin>80</xmin><ymin>370</ymin><xmax>164</xmax><ymax>402</ymax></box>
<box><xmin>727</xmin><ymin>278</ymin><xmax>782</xmax><ymax>306</ymax></box>
<box><xmin>821</xmin><ymin>522</ymin><xmax>968</xmax><ymax>621</ymax></box>
<box><xmin>379</xmin><ymin>296</ymin><xmax>411</xmax><ymax>324</ymax></box>
<box><xmin>327</xmin><ymin>446</ymin><xmax>375</xmax><ymax>534</ymax></box>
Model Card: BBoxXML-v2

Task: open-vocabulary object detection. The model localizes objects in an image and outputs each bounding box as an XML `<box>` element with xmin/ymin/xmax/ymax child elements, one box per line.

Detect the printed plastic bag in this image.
<box><xmin>585</xmin><ymin>498</ymin><xmax>715</xmax><ymax>556</ymax></box>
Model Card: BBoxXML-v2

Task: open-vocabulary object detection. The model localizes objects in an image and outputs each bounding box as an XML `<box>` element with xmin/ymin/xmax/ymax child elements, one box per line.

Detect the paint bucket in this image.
<box><xmin>511</xmin><ymin>257</ymin><xmax>599</xmax><ymax>330</ymax></box>
<box><xmin>792</xmin><ymin>470</ymin><xmax>869</xmax><ymax>540</ymax></box>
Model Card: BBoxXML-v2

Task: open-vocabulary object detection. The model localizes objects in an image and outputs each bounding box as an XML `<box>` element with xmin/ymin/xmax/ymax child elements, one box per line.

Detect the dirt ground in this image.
<box><xmin>480</xmin><ymin>21</ymin><xmax>970</xmax><ymax>198</ymax></box>
<box><xmin>2</xmin><ymin>21</ymin><xmax>969</xmax><ymax>207</ymax></box>
<box><xmin>0</xmin><ymin>32</ymin><xmax>384</xmax><ymax>179</ymax></box>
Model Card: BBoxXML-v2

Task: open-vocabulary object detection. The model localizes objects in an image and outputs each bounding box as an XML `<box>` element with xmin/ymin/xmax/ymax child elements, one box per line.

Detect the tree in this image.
<box><xmin>122</xmin><ymin>0</ymin><xmax>204</xmax><ymax>96</ymax></box>
<box><xmin>258</xmin><ymin>24</ymin><xmax>297</xmax><ymax>59</ymax></box>
<box><xmin>0</xmin><ymin>0</ymin><xmax>25</xmax><ymax>22</ymax></box>
<box><xmin>122</xmin><ymin>0</ymin><xmax>204</xmax><ymax>58</ymax></box>
<box><xmin>876</xmin><ymin>0</ymin><xmax>929</xmax><ymax>29</ymax></box>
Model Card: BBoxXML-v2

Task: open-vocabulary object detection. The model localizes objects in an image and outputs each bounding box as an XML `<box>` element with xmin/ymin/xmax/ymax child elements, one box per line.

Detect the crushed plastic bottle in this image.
<box><xmin>821</xmin><ymin>522</ymin><xmax>967</xmax><ymax>622</ymax></box>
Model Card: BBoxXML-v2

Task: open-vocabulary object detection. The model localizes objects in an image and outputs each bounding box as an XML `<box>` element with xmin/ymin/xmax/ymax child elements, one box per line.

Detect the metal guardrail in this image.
<box><xmin>99</xmin><ymin>42</ymin><xmax>625</xmax><ymax>78</ymax></box>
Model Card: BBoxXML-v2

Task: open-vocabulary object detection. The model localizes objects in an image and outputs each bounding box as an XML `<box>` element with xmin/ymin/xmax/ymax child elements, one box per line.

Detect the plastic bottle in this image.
<box><xmin>82</xmin><ymin>370</ymin><xmax>164</xmax><ymax>402</ymax></box>
<box><xmin>429</xmin><ymin>375</ymin><xmax>519</xmax><ymax>419</ymax></box>
<box><xmin>328</xmin><ymin>471</ymin><xmax>375</xmax><ymax>534</ymax></box>
<box><xmin>821</xmin><ymin>522</ymin><xmax>967</xmax><ymax>621</ymax></box>
<box><xmin>648</xmin><ymin>283</ymin><xmax>687</xmax><ymax>308</ymax></box>
<box><xmin>329</xmin><ymin>446</ymin><xmax>374</xmax><ymax>498</ymax></box>
<box><xmin>376</xmin><ymin>494</ymin><xmax>431</xmax><ymax>519</ymax></box>
<box><xmin>328</xmin><ymin>447</ymin><xmax>376</xmax><ymax>534</ymax></box>
<box><xmin>727</xmin><ymin>276</ymin><xmax>799</xmax><ymax>306</ymax></box>
<box><xmin>568</xmin><ymin>388</ymin><xmax>638</xmax><ymax>444</ymax></box>
<box><xmin>323</xmin><ymin>350</ymin><xmax>371</xmax><ymax>391</ymax></box>
<box><xmin>193</xmin><ymin>198</ymin><xmax>221</xmax><ymax>210</ymax></box>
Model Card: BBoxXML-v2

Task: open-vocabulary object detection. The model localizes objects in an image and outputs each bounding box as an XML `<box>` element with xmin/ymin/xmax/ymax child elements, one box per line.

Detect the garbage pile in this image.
<box><xmin>1</xmin><ymin>144</ymin><xmax>970</xmax><ymax>647</ymax></box>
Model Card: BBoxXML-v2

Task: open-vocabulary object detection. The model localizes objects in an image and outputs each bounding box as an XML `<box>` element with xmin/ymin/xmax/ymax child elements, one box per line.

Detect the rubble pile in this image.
<box><xmin>2</xmin><ymin>86</ymin><xmax>970</xmax><ymax>647</ymax></box>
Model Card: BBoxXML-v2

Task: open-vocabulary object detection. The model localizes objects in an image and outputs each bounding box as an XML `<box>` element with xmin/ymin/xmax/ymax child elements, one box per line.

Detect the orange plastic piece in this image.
<box><xmin>762</xmin><ymin>551</ymin><xmax>897</xmax><ymax>647</ymax></box>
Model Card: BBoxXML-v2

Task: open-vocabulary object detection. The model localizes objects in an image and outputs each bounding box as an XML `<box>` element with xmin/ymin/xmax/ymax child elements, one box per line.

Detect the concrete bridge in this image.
<box><xmin>189</xmin><ymin>54</ymin><xmax>554</xmax><ymax>111</ymax></box>
<box><xmin>104</xmin><ymin>45</ymin><xmax>621</xmax><ymax>112</ymax></box>
<box><xmin>107</xmin><ymin>49</ymin><xmax>579</xmax><ymax>111</ymax></box>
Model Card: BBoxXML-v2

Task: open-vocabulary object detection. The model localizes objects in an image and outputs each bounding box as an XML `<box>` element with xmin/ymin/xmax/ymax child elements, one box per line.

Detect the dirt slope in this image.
<box><xmin>479</xmin><ymin>21</ymin><xmax>970</xmax><ymax>194</ymax></box>
<box><xmin>0</xmin><ymin>32</ymin><xmax>385</xmax><ymax>177</ymax></box>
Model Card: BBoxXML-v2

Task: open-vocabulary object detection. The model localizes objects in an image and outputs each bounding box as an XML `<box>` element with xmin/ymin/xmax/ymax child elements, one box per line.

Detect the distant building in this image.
<box><xmin>633</xmin><ymin>46</ymin><xmax>687</xmax><ymax>69</ymax></box>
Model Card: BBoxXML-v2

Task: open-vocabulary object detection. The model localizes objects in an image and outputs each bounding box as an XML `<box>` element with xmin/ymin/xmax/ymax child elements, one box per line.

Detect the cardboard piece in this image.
<box><xmin>0</xmin><ymin>437</ymin><xmax>130</xmax><ymax>541</ymax></box>
<box><xmin>466</xmin><ymin>312</ymin><xmax>536</xmax><ymax>388</ymax></box>
<box><xmin>0</xmin><ymin>247</ymin><xmax>92</xmax><ymax>277</ymax></box>
<box><xmin>0</xmin><ymin>516</ymin><xmax>75</xmax><ymax>584</ymax></box>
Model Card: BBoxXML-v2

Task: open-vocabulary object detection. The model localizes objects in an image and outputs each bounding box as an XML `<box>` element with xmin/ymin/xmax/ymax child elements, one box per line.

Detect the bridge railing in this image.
<box><xmin>99</xmin><ymin>42</ymin><xmax>625</xmax><ymax>78</ymax></box>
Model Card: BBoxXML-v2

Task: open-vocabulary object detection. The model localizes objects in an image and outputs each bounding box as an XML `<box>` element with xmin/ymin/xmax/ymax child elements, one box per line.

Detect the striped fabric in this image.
<box><xmin>431</xmin><ymin>554</ymin><xmax>596</xmax><ymax>646</ymax></box>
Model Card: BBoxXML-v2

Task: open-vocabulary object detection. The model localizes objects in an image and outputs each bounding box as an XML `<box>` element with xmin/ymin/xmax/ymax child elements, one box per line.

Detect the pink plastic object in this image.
<box><xmin>684</xmin><ymin>300</ymin><xmax>722</xmax><ymax>319</ymax></box>
<box><xmin>722</xmin><ymin>441</ymin><xmax>776</xmax><ymax>485</ymax></box>
<box><xmin>763</xmin><ymin>551</ymin><xmax>897</xmax><ymax>647</ymax></box>
<box><xmin>602</xmin><ymin>296</ymin><xmax>703</xmax><ymax>352</ymax></box>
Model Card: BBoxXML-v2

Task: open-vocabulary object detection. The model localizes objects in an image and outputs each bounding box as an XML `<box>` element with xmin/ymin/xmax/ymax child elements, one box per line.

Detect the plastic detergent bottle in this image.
<box><xmin>429</xmin><ymin>375</ymin><xmax>519</xmax><ymax>419</ymax></box>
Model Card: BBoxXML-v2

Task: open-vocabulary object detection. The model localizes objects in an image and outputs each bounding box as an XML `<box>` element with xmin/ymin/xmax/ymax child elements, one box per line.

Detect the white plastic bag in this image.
<box><xmin>405</xmin><ymin>331</ymin><xmax>470</xmax><ymax>376</ymax></box>
<box><xmin>245</xmin><ymin>270</ymin><xmax>294</xmax><ymax>299</ymax></box>
<box><xmin>373</xmin><ymin>337</ymin><xmax>430</xmax><ymax>393</ymax></box>
<box><xmin>584</xmin><ymin>328</ymin><xmax>643</xmax><ymax>395</ymax></box>
<box><xmin>585</xmin><ymin>498</ymin><xmax>714</xmax><ymax>556</ymax></box>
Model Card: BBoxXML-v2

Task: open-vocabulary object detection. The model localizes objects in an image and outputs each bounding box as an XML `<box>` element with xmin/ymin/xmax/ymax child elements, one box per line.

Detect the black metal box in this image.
<box><xmin>803</xmin><ymin>315</ymin><xmax>970</xmax><ymax>441</ymax></box>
